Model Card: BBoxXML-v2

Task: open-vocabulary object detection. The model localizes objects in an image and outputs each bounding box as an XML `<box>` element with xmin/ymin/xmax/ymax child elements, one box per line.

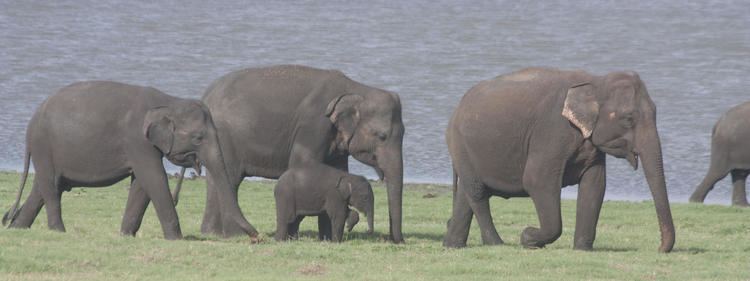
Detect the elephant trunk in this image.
<box><xmin>377</xmin><ymin>141</ymin><xmax>404</xmax><ymax>243</ymax></box>
<box><xmin>366</xmin><ymin>194</ymin><xmax>375</xmax><ymax>234</ymax></box>
<box><xmin>637</xmin><ymin>118</ymin><xmax>675</xmax><ymax>253</ymax></box>
<box><xmin>201</xmin><ymin>126</ymin><xmax>259</xmax><ymax>239</ymax></box>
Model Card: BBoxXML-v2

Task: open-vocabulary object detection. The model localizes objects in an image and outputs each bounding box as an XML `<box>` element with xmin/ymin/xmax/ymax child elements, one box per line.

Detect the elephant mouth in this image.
<box><xmin>167</xmin><ymin>151</ymin><xmax>203</xmax><ymax>175</ymax></box>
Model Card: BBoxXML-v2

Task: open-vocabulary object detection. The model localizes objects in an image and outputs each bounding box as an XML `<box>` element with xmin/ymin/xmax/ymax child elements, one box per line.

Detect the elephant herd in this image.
<box><xmin>2</xmin><ymin>65</ymin><xmax>747</xmax><ymax>253</ymax></box>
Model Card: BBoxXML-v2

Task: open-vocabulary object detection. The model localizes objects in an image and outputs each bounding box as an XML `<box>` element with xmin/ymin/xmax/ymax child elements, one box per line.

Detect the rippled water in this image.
<box><xmin>1</xmin><ymin>1</ymin><xmax>749</xmax><ymax>203</ymax></box>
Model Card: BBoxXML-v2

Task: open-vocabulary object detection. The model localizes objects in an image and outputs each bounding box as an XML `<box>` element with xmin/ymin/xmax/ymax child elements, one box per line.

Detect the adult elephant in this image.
<box><xmin>1</xmin><ymin>81</ymin><xmax>257</xmax><ymax>240</ymax></box>
<box><xmin>444</xmin><ymin>67</ymin><xmax>675</xmax><ymax>252</ymax></box>
<box><xmin>689</xmin><ymin>101</ymin><xmax>750</xmax><ymax>207</ymax></box>
<box><xmin>196</xmin><ymin>65</ymin><xmax>405</xmax><ymax>242</ymax></box>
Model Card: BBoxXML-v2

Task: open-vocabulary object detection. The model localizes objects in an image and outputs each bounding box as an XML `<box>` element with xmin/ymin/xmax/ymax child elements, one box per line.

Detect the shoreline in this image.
<box><xmin>0</xmin><ymin>170</ymin><xmax>731</xmax><ymax>206</ymax></box>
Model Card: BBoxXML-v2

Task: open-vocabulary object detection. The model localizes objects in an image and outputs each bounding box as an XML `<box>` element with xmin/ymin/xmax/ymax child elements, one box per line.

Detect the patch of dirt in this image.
<box><xmin>297</xmin><ymin>263</ymin><xmax>327</xmax><ymax>276</ymax></box>
<box><xmin>132</xmin><ymin>249</ymin><xmax>167</xmax><ymax>263</ymax></box>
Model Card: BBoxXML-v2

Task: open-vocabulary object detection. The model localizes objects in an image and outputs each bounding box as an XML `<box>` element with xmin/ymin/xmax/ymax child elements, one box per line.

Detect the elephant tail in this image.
<box><xmin>3</xmin><ymin>150</ymin><xmax>31</xmax><ymax>226</ymax></box>
<box><xmin>171</xmin><ymin>167</ymin><xmax>187</xmax><ymax>206</ymax></box>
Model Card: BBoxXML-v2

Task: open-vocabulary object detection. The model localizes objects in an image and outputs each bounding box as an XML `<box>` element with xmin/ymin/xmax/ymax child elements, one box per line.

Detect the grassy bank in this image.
<box><xmin>0</xmin><ymin>171</ymin><xmax>748</xmax><ymax>280</ymax></box>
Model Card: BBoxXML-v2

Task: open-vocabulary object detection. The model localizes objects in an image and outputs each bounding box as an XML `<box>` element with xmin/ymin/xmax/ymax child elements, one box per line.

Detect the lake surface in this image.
<box><xmin>1</xmin><ymin>1</ymin><xmax>748</xmax><ymax>203</ymax></box>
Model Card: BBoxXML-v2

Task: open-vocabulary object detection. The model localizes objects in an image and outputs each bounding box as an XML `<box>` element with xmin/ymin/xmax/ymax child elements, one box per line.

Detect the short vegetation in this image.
<box><xmin>0</xmin><ymin>171</ymin><xmax>748</xmax><ymax>280</ymax></box>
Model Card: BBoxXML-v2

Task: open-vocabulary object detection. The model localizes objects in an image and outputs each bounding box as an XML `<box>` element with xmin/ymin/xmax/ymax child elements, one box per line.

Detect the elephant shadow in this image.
<box><xmin>590</xmin><ymin>246</ymin><xmax>638</xmax><ymax>252</ymax></box>
<box><xmin>670</xmin><ymin>247</ymin><xmax>708</xmax><ymax>254</ymax></box>
<box><xmin>267</xmin><ymin>230</ymin><xmax>382</xmax><ymax>242</ymax></box>
<box><xmin>403</xmin><ymin>232</ymin><xmax>445</xmax><ymax>242</ymax></box>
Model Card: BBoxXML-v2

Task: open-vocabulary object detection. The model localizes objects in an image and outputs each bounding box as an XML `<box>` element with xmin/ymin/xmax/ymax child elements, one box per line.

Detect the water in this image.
<box><xmin>1</xmin><ymin>1</ymin><xmax>748</xmax><ymax>204</ymax></box>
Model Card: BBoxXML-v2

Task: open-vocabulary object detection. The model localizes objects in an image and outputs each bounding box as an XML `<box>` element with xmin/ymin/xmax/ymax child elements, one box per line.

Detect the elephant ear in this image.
<box><xmin>325</xmin><ymin>94</ymin><xmax>363</xmax><ymax>147</ymax></box>
<box><xmin>562</xmin><ymin>83</ymin><xmax>599</xmax><ymax>139</ymax></box>
<box><xmin>143</xmin><ymin>106</ymin><xmax>175</xmax><ymax>155</ymax></box>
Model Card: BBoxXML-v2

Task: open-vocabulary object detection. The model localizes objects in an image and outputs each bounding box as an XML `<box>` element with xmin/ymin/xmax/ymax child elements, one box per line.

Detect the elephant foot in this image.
<box><xmin>573</xmin><ymin>239</ymin><xmax>594</xmax><ymax>251</ymax></box>
<box><xmin>688</xmin><ymin>194</ymin><xmax>705</xmax><ymax>204</ymax></box>
<box><xmin>732</xmin><ymin>201</ymin><xmax>749</xmax><ymax>208</ymax></box>
<box><xmin>443</xmin><ymin>237</ymin><xmax>467</xmax><ymax>248</ymax></box>
<box><xmin>520</xmin><ymin>227</ymin><xmax>547</xmax><ymax>249</ymax></box>
<box><xmin>223</xmin><ymin>223</ymin><xmax>250</xmax><ymax>238</ymax></box>
<box><xmin>481</xmin><ymin>232</ymin><xmax>504</xmax><ymax>246</ymax></box>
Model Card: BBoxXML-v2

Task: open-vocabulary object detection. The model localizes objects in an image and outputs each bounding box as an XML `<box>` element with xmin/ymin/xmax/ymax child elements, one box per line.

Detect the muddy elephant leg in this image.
<box><xmin>443</xmin><ymin>182</ymin><xmax>474</xmax><ymax>248</ymax></box>
<box><xmin>318</xmin><ymin>214</ymin><xmax>332</xmax><ymax>241</ymax></box>
<box><xmin>9</xmin><ymin>185</ymin><xmax>45</xmax><ymax>228</ymax></box>
<box><xmin>573</xmin><ymin>156</ymin><xmax>606</xmax><ymax>251</ymax></box>
<box><xmin>731</xmin><ymin>169</ymin><xmax>749</xmax><ymax>207</ymax></box>
<box><xmin>201</xmin><ymin>170</ymin><xmax>245</xmax><ymax>237</ymax></box>
<box><xmin>121</xmin><ymin>177</ymin><xmax>150</xmax><ymax>236</ymax></box>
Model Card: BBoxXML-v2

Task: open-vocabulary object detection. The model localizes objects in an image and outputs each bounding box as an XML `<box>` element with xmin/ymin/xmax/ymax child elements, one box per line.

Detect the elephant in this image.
<box><xmin>1</xmin><ymin>81</ymin><xmax>257</xmax><ymax>240</ymax></box>
<box><xmin>273</xmin><ymin>166</ymin><xmax>374</xmax><ymax>242</ymax></box>
<box><xmin>172</xmin><ymin>65</ymin><xmax>404</xmax><ymax>242</ymax></box>
<box><xmin>443</xmin><ymin>67</ymin><xmax>675</xmax><ymax>252</ymax></box>
<box><xmin>689</xmin><ymin>101</ymin><xmax>750</xmax><ymax>207</ymax></box>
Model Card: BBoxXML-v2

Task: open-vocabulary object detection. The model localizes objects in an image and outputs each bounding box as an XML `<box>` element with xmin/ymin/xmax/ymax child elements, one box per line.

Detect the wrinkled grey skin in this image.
<box><xmin>187</xmin><ymin>65</ymin><xmax>404</xmax><ymax>242</ymax></box>
<box><xmin>444</xmin><ymin>68</ymin><xmax>675</xmax><ymax>252</ymax></box>
<box><xmin>274</xmin><ymin>166</ymin><xmax>374</xmax><ymax>242</ymax></box>
<box><xmin>690</xmin><ymin>101</ymin><xmax>750</xmax><ymax>207</ymax></box>
<box><xmin>1</xmin><ymin>81</ymin><xmax>257</xmax><ymax>240</ymax></box>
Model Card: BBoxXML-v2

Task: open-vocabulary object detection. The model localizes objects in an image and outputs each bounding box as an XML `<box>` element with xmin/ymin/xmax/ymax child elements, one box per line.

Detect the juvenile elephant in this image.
<box><xmin>689</xmin><ymin>101</ymin><xmax>750</xmax><ymax>207</ymax></box>
<box><xmin>274</xmin><ymin>166</ymin><xmax>374</xmax><ymax>242</ymax></box>
<box><xmin>1</xmin><ymin>81</ymin><xmax>257</xmax><ymax>240</ymax></box>
<box><xmin>174</xmin><ymin>65</ymin><xmax>404</xmax><ymax>242</ymax></box>
<box><xmin>444</xmin><ymin>68</ymin><xmax>675</xmax><ymax>252</ymax></box>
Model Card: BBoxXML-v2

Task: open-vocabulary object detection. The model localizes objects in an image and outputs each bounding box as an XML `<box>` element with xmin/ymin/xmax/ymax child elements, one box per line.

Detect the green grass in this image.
<box><xmin>0</xmin><ymin>171</ymin><xmax>748</xmax><ymax>280</ymax></box>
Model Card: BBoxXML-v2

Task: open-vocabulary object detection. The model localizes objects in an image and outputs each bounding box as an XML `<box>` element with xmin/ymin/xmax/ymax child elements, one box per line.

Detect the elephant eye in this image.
<box><xmin>191</xmin><ymin>134</ymin><xmax>204</xmax><ymax>145</ymax></box>
<box><xmin>619</xmin><ymin>114</ymin><xmax>635</xmax><ymax>129</ymax></box>
<box><xmin>375</xmin><ymin>132</ymin><xmax>387</xmax><ymax>141</ymax></box>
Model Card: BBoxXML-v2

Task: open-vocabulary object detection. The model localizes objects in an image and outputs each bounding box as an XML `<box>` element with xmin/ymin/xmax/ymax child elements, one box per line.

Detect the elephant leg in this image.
<box><xmin>133</xmin><ymin>161</ymin><xmax>182</xmax><ymax>240</ymax></box>
<box><xmin>318</xmin><ymin>214</ymin><xmax>332</xmax><ymax>241</ymax></box>
<box><xmin>731</xmin><ymin>169</ymin><xmax>749</xmax><ymax>207</ymax></box>
<box><xmin>40</xmin><ymin>184</ymin><xmax>65</xmax><ymax>232</ymax></box>
<box><xmin>462</xmin><ymin>175</ymin><xmax>503</xmax><ymax>246</ymax></box>
<box><xmin>9</xmin><ymin>185</ymin><xmax>45</xmax><ymax>228</ymax></box>
<box><xmin>289</xmin><ymin>217</ymin><xmax>303</xmax><ymax>239</ymax></box>
<box><xmin>201</xmin><ymin>170</ymin><xmax>245</xmax><ymax>237</ymax></box>
<box><xmin>274</xmin><ymin>215</ymin><xmax>289</xmax><ymax>241</ymax></box>
<box><xmin>690</xmin><ymin>159</ymin><xmax>729</xmax><ymax>203</ymax></box>
<box><xmin>443</xmin><ymin>181</ymin><xmax>474</xmax><ymax>248</ymax></box>
<box><xmin>201</xmin><ymin>171</ymin><xmax>222</xmax><ymax>235</ymax></box>
<box><xmin>573</xmin><ymin>156</ymin><xmax>606</xmax><ymax>251</ymax></box>
<box><xmin>121</xmin><ymin>177</ymin><xmax>150</xmax><ymax>236</ymax></box>
<box><xmin>521</xmin><ymin>160</ymin><xmax>563</xmax><ymax>249</ymax></box>
<box><xmin>23</xmin><ymin>167</ymin><xmax>65</xmax><ymax>232</ymax></box>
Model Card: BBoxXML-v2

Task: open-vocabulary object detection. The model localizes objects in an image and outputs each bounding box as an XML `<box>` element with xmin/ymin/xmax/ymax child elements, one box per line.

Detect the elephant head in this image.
<box><xmin>338</xmin><ymin>174</ymin><xmax>374</xmax><ymax>234</ymax></box>
<box><xmin>562</xmin><ymin>71</ymin><xmax>675</xmax><ymax>252</ymax></box>
<box><xmin>326</xmin><ymin>90</ymin><xmax>404</xmax><ymax>242</ymax></box>
<box><xmin>143</xmin><ymin>100</ymin><xmax>258</xmax><ymax>238</ymax></box>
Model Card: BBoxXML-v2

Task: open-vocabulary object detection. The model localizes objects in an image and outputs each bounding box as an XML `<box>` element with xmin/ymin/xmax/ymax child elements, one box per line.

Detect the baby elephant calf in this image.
<box><xmin>274</xmin><ymin>166</ymin><xmax>374</xmax><ymax>242</ymax></box>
